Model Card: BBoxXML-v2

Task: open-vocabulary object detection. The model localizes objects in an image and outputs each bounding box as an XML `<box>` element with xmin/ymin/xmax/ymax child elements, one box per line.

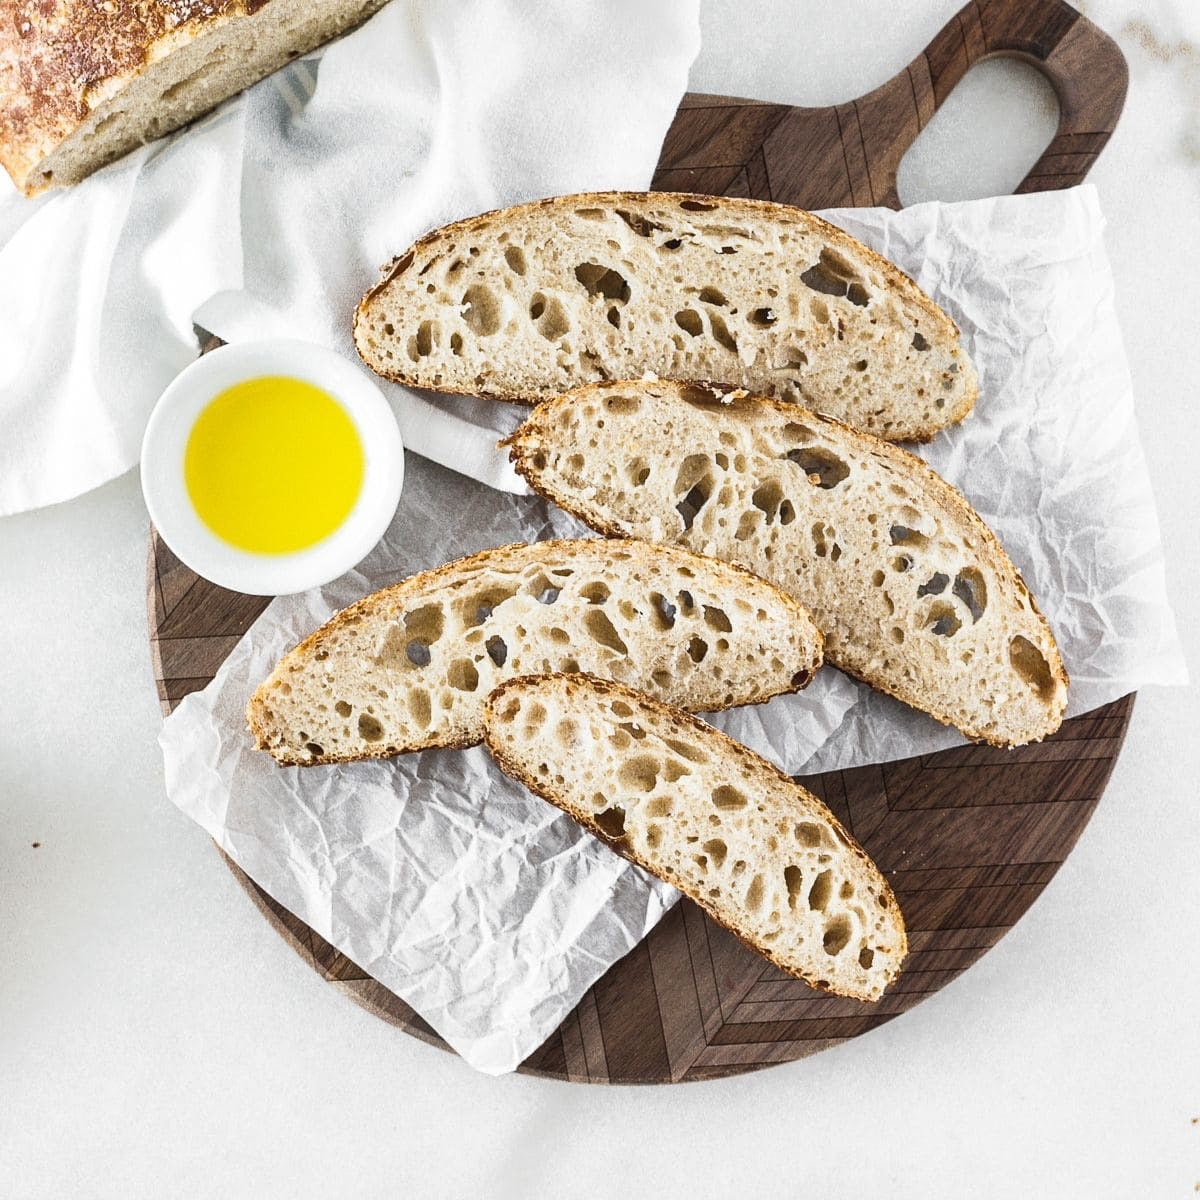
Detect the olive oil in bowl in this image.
<box><xmin>184</xmin><ymin>376</ymin><xmax>364</xmax><ymax>554</ymax></box>
<box><xmin>141</xmin><ymin>339</ymin><xmax>404</xmax><ymax>595</ymax></box>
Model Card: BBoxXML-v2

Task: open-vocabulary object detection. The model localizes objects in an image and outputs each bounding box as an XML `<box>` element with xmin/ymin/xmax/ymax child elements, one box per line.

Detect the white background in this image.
<box><xmin>2</xmin><ymin>0</ymin><xmax>1197</xmax><ymax>1195</ymax></box>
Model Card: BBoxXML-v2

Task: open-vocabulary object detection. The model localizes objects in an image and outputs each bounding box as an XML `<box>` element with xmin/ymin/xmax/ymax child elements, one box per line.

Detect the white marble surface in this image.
<box><xmin>2</xmin><ymin>1</ymin><xmax>1197</xmax><ymax>1195</ymax></box>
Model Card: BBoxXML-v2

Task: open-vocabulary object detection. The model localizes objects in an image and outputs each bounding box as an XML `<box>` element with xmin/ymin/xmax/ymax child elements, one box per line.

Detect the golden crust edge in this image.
<box><xmin>503</xmin><ymin>380</ymin><xmax>1069</xmax><ymax>748</ymax></box>
<box><xmin>351</xmin><ymin>191</ymin><xmax>977</xmax><ymax>441</ymax></box>
<box><xmin>246</xmin><ymin>535</ymin><xmax>825</xmax><ymax>766</ymax></box>
<box><xmin>481</xmin><ymin>671</ymin><xmax>908</xmax><ymax>1002</ymax></box>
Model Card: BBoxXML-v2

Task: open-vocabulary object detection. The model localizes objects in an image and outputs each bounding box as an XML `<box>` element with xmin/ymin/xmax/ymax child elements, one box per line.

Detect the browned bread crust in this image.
<box><xmin>353</xmin><ymin>191</ymin><xmax>977</xmax><ymax>441</ymax></box>
<box><xmin>248</xmin><ymin>537</ymin><xmax>824</xmax><ymax>766</ymax></box>
<box><xmin>482</xmin><ymin>672</ymin><xmax>907</xmax><ymax>1002</ymax></box>
<box><xmin>1</xmin><ymin>0</ymin><xmax>383</xmax><ymax>194</ymax></box>
<box><xmin>504</xmin><ymin>380</ymin><xmax>1068</xmax><ymax>748</ymax></box>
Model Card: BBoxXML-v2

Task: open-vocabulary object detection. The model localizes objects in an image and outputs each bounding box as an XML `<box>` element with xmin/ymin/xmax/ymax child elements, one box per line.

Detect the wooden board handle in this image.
<box><xmin>652</xmin><ymin>0</ymin><xmax>1128</xmax><ymax>207</ymax></box>
<box><xmin>888</xmin><ymin>0</ymin><xmax>1130</xmax><ymax>199</ymax></box>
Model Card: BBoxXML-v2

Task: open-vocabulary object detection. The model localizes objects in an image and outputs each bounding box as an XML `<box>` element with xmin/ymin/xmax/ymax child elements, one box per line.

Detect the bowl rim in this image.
<box><xmin>140</xmin><ymin>339</ymin><xmax>404</xmax><ymax>596</ymax></box>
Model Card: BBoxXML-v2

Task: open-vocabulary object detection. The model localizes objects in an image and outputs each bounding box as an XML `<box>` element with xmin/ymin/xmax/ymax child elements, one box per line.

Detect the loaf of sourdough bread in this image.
<box><xmin>0</xmin><ymin>0</ymin><xmax>385</xmax><ymax>194</ymax></box>
<box><xmin>248</xmin><ymin>538</ymin><xmax>824</xmax><ymax>766</ymax></box>
<box><xmin>506</xmin><ymin>380</ymin><xmax>1068</xmax><ymax>747</ymax></box>
<box><xmin>353</xmin><ymin>191</ymin><xmax>977</xmax><ymax>442</ymax></box>
<box><xmin>482</xmin><ymin>673</ymin><xmax>907</xmax><ymax>1002</ymax></box>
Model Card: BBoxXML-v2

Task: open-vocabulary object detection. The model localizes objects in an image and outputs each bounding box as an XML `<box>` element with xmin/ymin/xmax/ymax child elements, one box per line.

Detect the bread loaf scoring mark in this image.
<box><xmin>481</xmin><ymin>674</ymin><xmax>905</xmax><ymax>1001</ymax></box>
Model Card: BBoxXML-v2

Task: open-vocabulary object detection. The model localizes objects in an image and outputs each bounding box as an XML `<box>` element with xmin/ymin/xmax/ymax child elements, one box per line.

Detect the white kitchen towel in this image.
<box><xmin>0</xmin><ymin>0</ymin><xmax>702</xmax><ymax>514</ymax></box>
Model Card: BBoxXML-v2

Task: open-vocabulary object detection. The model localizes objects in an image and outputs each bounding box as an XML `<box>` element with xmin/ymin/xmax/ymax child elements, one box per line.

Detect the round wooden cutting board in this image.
<box><xmin>148</xmin><ymin>0</ymin><xmax>1132</xmax><ymax>1083</ymax></box>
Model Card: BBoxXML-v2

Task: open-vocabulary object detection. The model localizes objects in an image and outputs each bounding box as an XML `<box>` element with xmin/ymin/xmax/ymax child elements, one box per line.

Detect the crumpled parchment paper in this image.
<box><xmin>350</xmin><ymin>184</ymin><xmax>1185</xmax><ymax>764</ymax></box>
<box><xmin>802</xmin><ymin>187</ymin><xmax>1186</xmax><ymax>767</ymax></box>
<box><xmin>161</xmin><ymin>184</ymin><xmax>1184</xmax><ymax>1075</ymax></box>
<box><xmin>159</xmin><ymin>461</ymin><xmax>860</xmax><ymax>1074</ymax></box>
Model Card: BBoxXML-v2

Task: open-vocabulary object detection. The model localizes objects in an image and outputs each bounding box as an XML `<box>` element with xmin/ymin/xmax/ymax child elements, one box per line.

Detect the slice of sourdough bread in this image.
<box><xmin>353</xmin><ymin>191</ymin><xmax>977</xmax><ymax>441</ymax></box>
<box><xmin>506</xmin><ymin>381</ymin><xmax>1068</xmax><ymax>748</ymax></box>
<box><xmin>248</xmin><ymin>538</ymin><xmax>824</xmax><ymax>766</ymax></box>
<box><xmin>482</xmin><ymin>673</ymin><xmax>907</xmax><ymax>1002</ymax></box>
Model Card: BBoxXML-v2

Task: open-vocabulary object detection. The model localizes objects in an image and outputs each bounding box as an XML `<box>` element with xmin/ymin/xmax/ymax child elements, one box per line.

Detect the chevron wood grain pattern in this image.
<box><xmin>652</xmin><ymin>0</ymin><xmax>1127</xmax><ymax>208</ymax></box>
<box><xmin>147</xmin><ymin>0</ymin><xmax>1130</xmax><ymax>1083</ymax></box>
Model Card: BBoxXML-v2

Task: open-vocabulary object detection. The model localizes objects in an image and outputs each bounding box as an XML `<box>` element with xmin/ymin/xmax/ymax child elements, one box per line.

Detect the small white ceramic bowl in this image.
<box><xmin>141</xmin><ymin>339</ymin><xmax>404</xmax><ymax>595</ymax></box>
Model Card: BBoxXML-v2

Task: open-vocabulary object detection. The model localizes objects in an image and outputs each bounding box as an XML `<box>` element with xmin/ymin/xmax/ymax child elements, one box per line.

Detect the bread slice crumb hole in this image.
<box><xmin>594</xmin><ymin>805</ymin><xmax>626</xmax><ymax>841</ymax></box>
<box><xmin>574</xmin><ymin>262</ymin><xmax>631</xmax><ymax>303</ymax></box>
<box><xmin>823</xmin><ymin>914</ymin><xmax>853</xmax><ymax>955</ymax></box>
<box><xmin>953</xmin><ymin>568</ymin><xmax>988</xmax><ymax>621</ymax></box>
<box><xmin>711</xmin><ymin>785</ymin><xmax>747</xmax><ymax>810</ymax></box>
<box><xmin>357</xmin><ymin>714</ymin><xmax>384</xmax><ymax>741</ymax></box>
<box><xmin>461</xmin><ymin>284</ymin><xmax>500</xmax><ymax>336</ymax></box>
<box><xmin>808</xmin><ymin>869</ymin><xmax>832</xmax><ymax>912</ymax></box>
<box><xmin>583</xmin><ymin>609</ymin><xmax>628</xmax><ymax>654</ymax></box>
<box><xmin>1009</xmin><ymin>636</ymin><xmax>1056</xmax><ymax>700</ymax></box>
<box><xmin>485</xmin><ymin>635</ymin><xmax>507</xmax><ymax>667</ymax></box>
<box><xmin>783</xmin><ymin>446</ymin><xmax>850</xmax><ymax>489</ymax></box>
<box><xmin>617</xmin><ymin>755</ymin><xmax>660</xmax><ymax>793</ymax></box>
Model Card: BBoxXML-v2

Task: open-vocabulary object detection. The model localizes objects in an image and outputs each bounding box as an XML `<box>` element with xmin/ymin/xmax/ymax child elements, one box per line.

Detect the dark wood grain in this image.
<box><xmin>653</xmin><ymin>0</ymin><xmax>1127</xmax><ymax>208</ymax></box>
<box><xmin>146</xmin><ymin>0</ymin><xmax>1131</xmax><ymax>1083</ymax></box>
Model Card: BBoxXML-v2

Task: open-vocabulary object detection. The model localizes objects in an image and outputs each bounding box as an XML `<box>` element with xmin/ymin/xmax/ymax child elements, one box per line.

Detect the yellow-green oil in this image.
<box><xmin>184</xmin><ymin>376</ymin><xmax>363</xmax><ymax>554</ymax></box>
